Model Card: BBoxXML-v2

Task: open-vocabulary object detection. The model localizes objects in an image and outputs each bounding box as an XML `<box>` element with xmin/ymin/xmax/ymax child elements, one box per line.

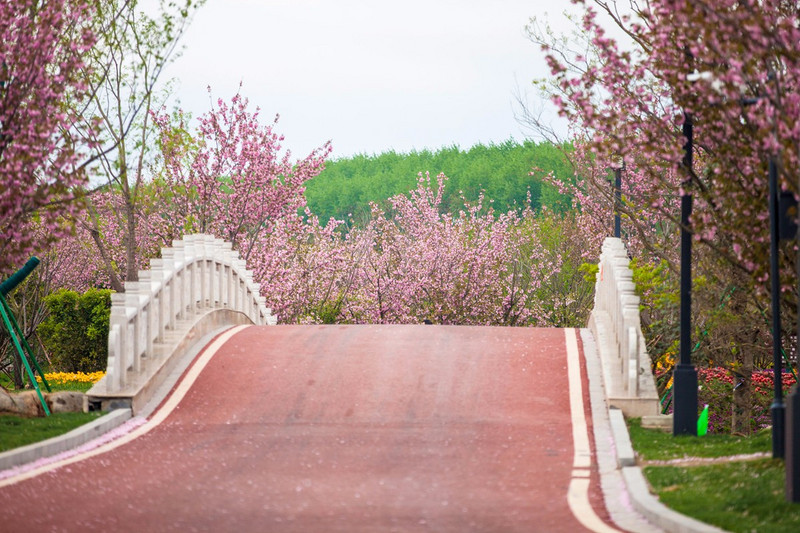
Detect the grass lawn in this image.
<box><xmin>628</xmin><ymin>418</ymin><xmax>800</xmax><ymax>532</ymax></box>
<box><xmin>1</xmin><ymin>371</ymin><xmax>105</xmax><ymax>454</ymax></box>
<box><xmin>627</xmin><ymin>417</ymin><xmax>772</xmax><ymax>460</ymax></box>
<box><xmin>0</xmin><ymin>411</ymin><xmax>101</xmax><ymax>453</ymax></box>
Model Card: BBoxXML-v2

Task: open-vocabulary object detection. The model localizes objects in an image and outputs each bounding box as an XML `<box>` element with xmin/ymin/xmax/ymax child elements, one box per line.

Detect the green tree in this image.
<box><xmin>305</xmin><ymin>140</ymin><xmax>574</xmax><ymax>225</ymax></box>
<box><xmin>75</xmin><ymin>0</ymin><xmax>202</xmax><ymax>292</ymax></box>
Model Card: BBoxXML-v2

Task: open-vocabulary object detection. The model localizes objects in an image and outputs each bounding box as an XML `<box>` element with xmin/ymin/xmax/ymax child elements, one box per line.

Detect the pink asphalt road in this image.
<box><xmin>0</xmin><ymin>325</ymin><xmax>619</xmax><ymax>532</ymax></box>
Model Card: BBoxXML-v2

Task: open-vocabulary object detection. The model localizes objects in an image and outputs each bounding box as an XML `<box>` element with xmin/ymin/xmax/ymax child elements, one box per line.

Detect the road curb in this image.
<box><xmin>608</xmin><ymin>408</ymin><xmax>636</xmax><ymax>467</ymax></box>
<box><xmin>618</xmin><ymin>465</ymin><xmax>726</xmax><ymax>533</ymax></box>
<box><xmin>0</xmin><ymin>325</ymin><xmax>237</xmax><ymax>474</ymax></box>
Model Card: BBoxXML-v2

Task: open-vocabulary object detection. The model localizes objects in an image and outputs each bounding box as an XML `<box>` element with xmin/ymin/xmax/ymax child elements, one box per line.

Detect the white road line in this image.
<box><xmin>567</xmin><ymin>327</ymin><xmax>592</xmax><ymax>469</ymax></box>
<box><xmin>0</xmin><ymin>325</ymin><xmax>248</xmax><ymax>488</ymax></box>
<box><xmin>565</xmin><ymin>328</ymin><xmax>624</xmax><ymax>533</ymax></box>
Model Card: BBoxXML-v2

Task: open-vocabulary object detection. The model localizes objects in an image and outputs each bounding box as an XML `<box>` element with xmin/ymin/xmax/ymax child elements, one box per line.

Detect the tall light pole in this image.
<box><xmin>790</xmin><ymin>149</ymin><xmax>800</xmax><ymax>500</ymax></box>
<box><xmin>741</xmin><ymin>72</ymin><xmax>788</xmax><ymax>458</ymax></box>
<box><xmin>768</xmin><ymin>154</ymin><xmax>786</xmax><ymax>458</ymax></box>
<box><xmin>673</xmin><ymin>110</ymin><xmax>698</xmax><ymax>436</ymax></box>
<box><xmin>613</xmin><ymin>164</ymin><xmax>623</xmax><ymax>239</ymax></box>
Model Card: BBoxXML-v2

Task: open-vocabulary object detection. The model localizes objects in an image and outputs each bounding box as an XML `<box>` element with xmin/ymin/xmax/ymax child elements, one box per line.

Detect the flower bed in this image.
<box><xmin>657</xmin><ymin>365</ymin><xmax>797</xmax><ymax>434</ymax></box>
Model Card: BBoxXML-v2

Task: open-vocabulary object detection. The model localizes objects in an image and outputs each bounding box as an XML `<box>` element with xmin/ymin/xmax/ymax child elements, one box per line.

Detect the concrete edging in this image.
<box><xmin>608</xmin><ymin>408</ymin><xmax>636</xmax><ymax>467</ymax></box>
<box><xmin>0</xmin><ymin>408</ymin><xmax>132</xmax><ymax>471</ymax></box>
<box><xmin>620</xmin><ymin>465</ymin><xmax>727</xmax><ymax>533</ymax></box>
<box><xmin>605</xmin><ymin>383</ymin><xmax>728</xmax><ymax>533</ymax></box>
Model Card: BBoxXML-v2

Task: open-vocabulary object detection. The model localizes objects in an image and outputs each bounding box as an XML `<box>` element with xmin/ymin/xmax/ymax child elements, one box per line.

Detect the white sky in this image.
<box><xmin>162</xmin><ymin>0</ymin><xmax>580</xmax><ymax>159</ymax></box>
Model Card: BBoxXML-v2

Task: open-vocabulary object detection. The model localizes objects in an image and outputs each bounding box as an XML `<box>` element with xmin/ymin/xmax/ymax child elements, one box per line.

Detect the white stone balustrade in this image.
<box><xmin>589</xmin><ymin>237</ymin><xmax>659</xmax><ymax>417</ymax></box>
<box><xmin>88</xmin><ymin>234</ymin><xmax>276</xmax><ymax>412</ymax></box>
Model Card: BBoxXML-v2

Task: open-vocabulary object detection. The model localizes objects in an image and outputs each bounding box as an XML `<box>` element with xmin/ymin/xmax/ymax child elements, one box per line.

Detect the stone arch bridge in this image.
<box><xmin>0</xmin><ymin>235</ymin><xmax>689</xmax><ymax>533</ymax></box>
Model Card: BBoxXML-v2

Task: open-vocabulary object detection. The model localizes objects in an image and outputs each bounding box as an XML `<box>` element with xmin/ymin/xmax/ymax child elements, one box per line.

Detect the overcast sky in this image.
<box><xmin>162</xmin><ymin>0</ymin><xmax>579</xmax><ymax>159</ymax></box>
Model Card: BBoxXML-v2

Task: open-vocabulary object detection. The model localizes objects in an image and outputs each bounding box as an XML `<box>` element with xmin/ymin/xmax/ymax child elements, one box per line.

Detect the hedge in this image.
<box><xmin>38</xmin><ymin>288</ymin><xmax>111</xmax><ymax>373</ymax></box>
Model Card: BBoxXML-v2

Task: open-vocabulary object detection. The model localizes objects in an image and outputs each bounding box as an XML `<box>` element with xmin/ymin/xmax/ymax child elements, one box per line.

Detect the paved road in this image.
<box><xmin>0</xmin><ymin>325</ymin><xmax>620</xmax><ymax>532</ymax></box>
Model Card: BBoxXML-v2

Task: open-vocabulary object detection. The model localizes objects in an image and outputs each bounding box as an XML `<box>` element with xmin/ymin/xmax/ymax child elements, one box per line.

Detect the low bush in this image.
<box><xmin>697</xmin><ymin>368</ymin><xmax>797</xmax><ymax>434</ymax></box>
<box><xmin>37</xmin><ymin>288</ymin><xmax>112</xmax><ymax>373</ymax></box>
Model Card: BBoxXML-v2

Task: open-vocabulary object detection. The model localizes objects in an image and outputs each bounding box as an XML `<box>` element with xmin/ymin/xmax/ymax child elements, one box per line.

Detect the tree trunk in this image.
<box><xmin>125</xmin><ymin>197</ymin><xmax>138</xmax><ymax>283</ymax></box>
<box><xmin>732</xmin><ymin>348</ymin><xmax>754</xmax><ymax>435</ymax></box>
<box><xmin>88</xmin><ymin>224</ymin><xmax>125</xmax><ymax>293</ymax></box>
<box><xmin>12</xmin><ymin>351</ymin><xmax>23</xmax><ymax>389</ymax></box>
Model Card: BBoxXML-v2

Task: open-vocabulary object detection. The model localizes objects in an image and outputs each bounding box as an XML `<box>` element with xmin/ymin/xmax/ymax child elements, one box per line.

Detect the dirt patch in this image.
<box><xmin>639</xmin><ymin>452</ymin><xmax>770</xmax><ymax>467</ymax></box>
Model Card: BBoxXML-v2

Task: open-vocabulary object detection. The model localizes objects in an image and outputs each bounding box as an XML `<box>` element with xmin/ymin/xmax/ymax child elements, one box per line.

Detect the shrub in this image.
<box><xmin>38</xmin><ymin>288</ymin><xmax>112</xmax><ymax>373</ymax></box>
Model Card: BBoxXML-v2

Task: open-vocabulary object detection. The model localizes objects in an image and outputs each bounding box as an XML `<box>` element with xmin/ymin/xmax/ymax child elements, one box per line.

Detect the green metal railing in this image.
<box><xmin>1</xmin><ymin>257</ymin><xmax>51</xmax><ymax>415</ymax></box>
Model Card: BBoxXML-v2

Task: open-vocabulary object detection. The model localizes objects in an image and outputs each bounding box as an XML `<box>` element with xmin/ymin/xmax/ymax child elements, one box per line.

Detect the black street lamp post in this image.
<box><xmin>614</xmin><ymin>165</ymin><xmax>623</xmax><ymax>239</ymax></box>
<box><xmin>768</xmin><ymin>154</ymin><xmax>786</xmax><ymax>458</ymax></box>
<box><xmin>673</xmin><ymin>110</ymin><xmax>699</xmax><ymax>436</ymax></box>
<box><xmin>790</xmin><ymin>167</ymin><xmax>800</xmax><ymax>499</ymax></box>
<box><xmin>741</xmin><ymin>75</ymin><xmax>790</xmax><ymax>459</ymax></box>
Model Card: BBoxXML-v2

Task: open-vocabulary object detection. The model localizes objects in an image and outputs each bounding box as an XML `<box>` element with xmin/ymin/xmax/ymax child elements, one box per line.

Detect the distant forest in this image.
<box><xmin>304</xmin><ymin>140</ymin><xmax>575</xmax><ymax>224</ymax></box>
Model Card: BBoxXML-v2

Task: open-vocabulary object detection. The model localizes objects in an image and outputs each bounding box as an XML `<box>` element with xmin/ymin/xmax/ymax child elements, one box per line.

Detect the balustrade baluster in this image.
<box><xmin>162</xmin><ymin>248</ymin><xmax>177</xmax><ymax>330</ymax></box>
<box><xmin>149</xmin><ymin>259</ymin><xmax>167</xmax><ymax>342</ymax></box>
<box><xmin>221</xmin><ymin>241</ymin><xmax>233</xmax><ymax>308</ymax></box>
<box><xmin>106</xmin><ymin>325</ymin><xmax>121</xmax><ymax>390</ymax></box>
<box><xmin>138</xmin><ymin>271</ymin><xmax>156</xmax><ymax>358</ymax></box>
<box><xmin>172</xmin><ymin>243</ymin><xmax>186</xmax><ymax>320</ymax></box>
<box><xmin>109</xmin><ymin>291</ymin><xmax>128</xmax><ymax>387</ymax></box>
<box><xmin>124</xmin><ymin>281</ymin><xmax>144</xmax><ymax>374</ymax></box>
<box><xmin>185</xmin><ymin>238</ymin><xmax>199</xmax><ymax>312</ymax></box>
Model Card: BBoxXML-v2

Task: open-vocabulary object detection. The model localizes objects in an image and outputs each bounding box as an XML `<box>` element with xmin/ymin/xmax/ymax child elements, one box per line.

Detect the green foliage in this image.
<box><xmin>41</xmin><ymin>379</ymin><xmax>95</xmax><ymax>393</ymax></box>
<box><xmin>37</xmin><ymin>288</ymin><xmax>112</xmax><ymax>373</ymax></box>
<box><xmin>313</xmin><ymin>298</ymin><xmax>345</xmax><ymax>325</ymax></box>
<box><xmin>305</xmin><ymin>140</ymin><xmax>574</xmax><ymax>224</ymax></box>
<box><xmin>634</xmin><ymin>250</ymin><xmax>782</xmax><ymax>434</ymax></box>
<box><xmin>630</xmin><ymin>258</ymin><xmax>679</xmax><ymax>370</ymax></box>
<box><xmin>631</xmin><ymin>259</ymin><xmax>676</xmax><ymax>309</ymax></box>
<box><xmin>578</xmin><ymin>262</ymin><xmax>598</xmax><ymax>283</ymax></box>
<box><xmin>529</xmin><ymin>212</ymin><xmax>596</xmax><ymax>327</ymax></box>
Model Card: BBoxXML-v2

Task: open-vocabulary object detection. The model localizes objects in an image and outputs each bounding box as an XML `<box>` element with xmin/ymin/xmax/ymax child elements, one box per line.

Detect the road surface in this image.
<box><xmin>0</xmin><ymin>324</ymin><xmax>620</xmax><ymax>532</ymax></box>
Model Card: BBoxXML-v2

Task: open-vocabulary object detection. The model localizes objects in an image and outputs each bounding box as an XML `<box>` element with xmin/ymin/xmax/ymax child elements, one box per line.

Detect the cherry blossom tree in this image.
<box><xmin>528</xmin><ymin>0</ymin><xmax>800</xmax><ymax>432</ymax></box>
<box><xmin>154</xmin><ymin>91</ymin><xmax>332</xmax><ymax>261</ymax></box>
<box><xmin>531</xmin><ymin>0</ymin><xmax>800</xmax><ymax>277</ymax></box>
<box><xmin>248</xmin><ymin>172</ymin><xmax>589</xmax><ymax>327</ymax></box>
<box><xmin>347</xmin><ymin>173</ymin><xmax>556</xmax><ymax>326</ymax></box>
<box><xmin>0</xmin><ymin>0</ymin><xmax>96</xmax><ymax>275</ymax></box>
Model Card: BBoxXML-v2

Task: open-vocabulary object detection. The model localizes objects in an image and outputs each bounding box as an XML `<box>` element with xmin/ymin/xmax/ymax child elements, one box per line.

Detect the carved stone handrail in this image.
<box><xmin>88</xmin><ymin>234</ymin><xmax>276</xmax><ymax>412</ymax></box>
<box><xmin>588</xmin><ymin>237</ymin><xmax>659</xmax><ymax>417</ymax></box>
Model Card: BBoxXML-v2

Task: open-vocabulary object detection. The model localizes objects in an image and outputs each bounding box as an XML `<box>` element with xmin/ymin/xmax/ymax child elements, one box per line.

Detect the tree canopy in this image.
<box><xmin>304</xmin><ymin>140</ymin><xmax>574</xmax><ymax>225</ymax></box>
<box><xmin>0</xmin><ymin>0</ymin><xmax>96</xmax><ymax>274</ymax></box>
